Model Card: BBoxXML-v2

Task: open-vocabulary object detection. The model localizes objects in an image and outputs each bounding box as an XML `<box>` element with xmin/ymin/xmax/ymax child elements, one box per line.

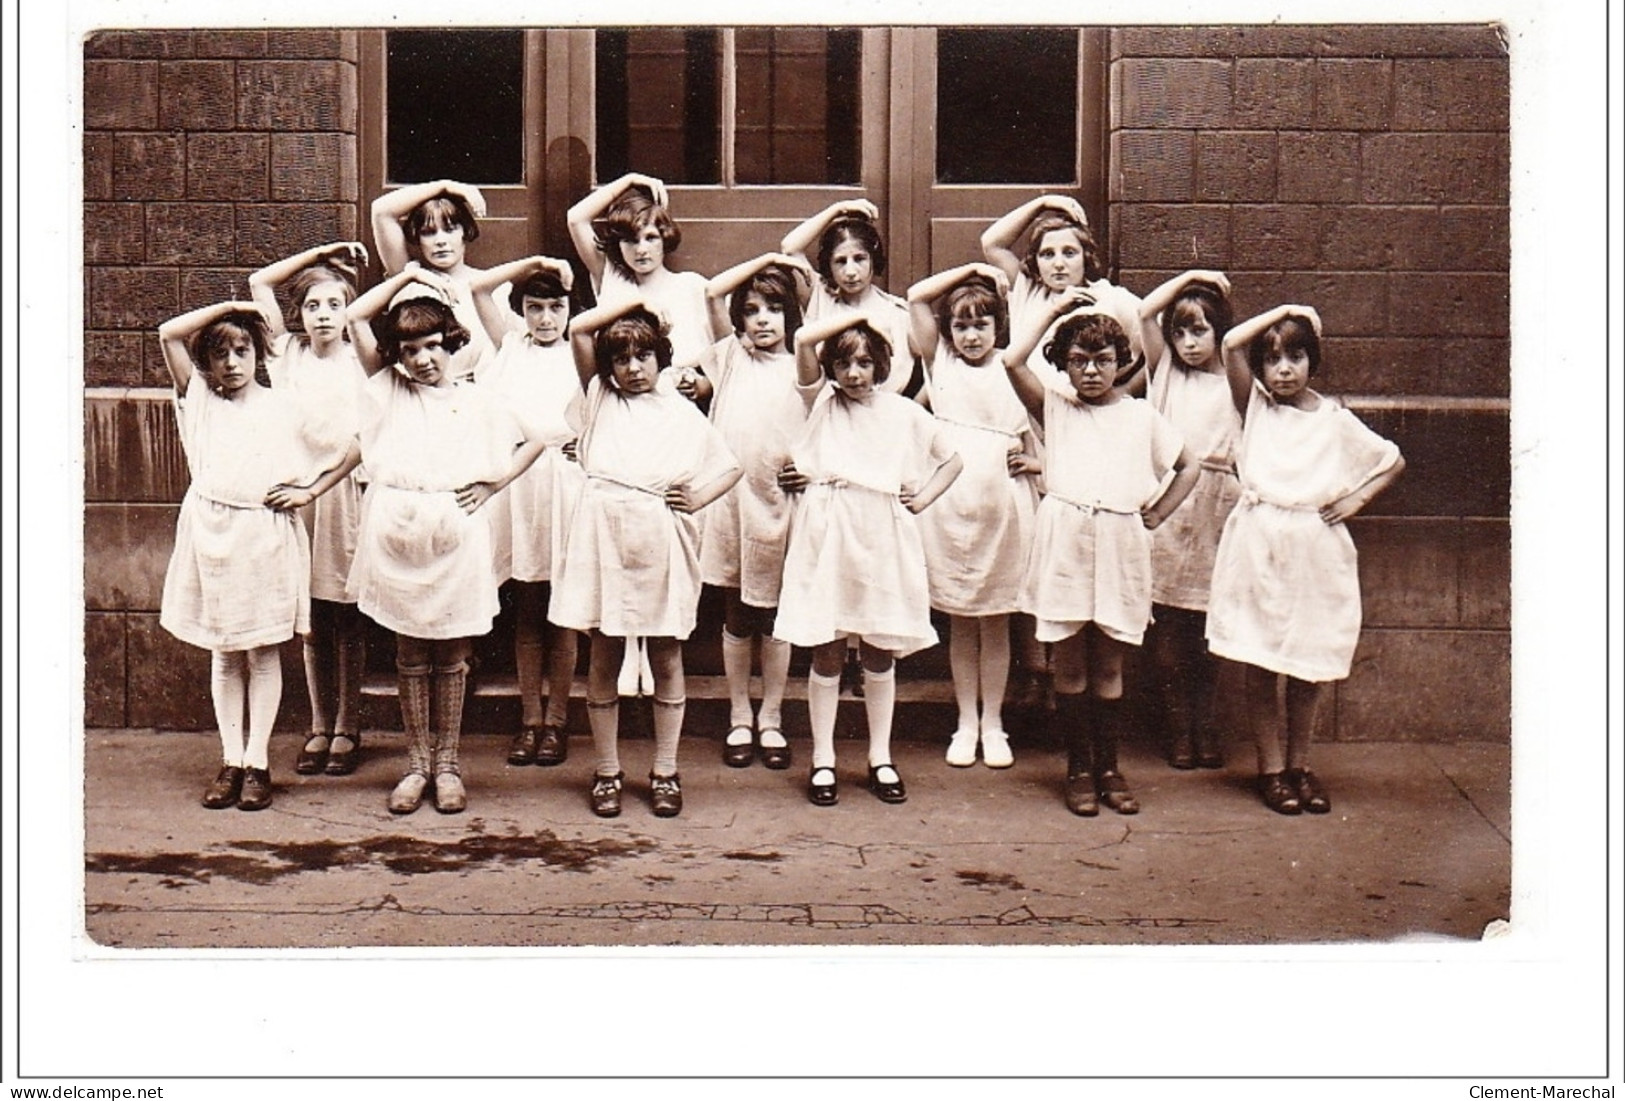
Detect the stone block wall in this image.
<box><xmin>1108</xmin><ymin>25</ymin><xmax>1511</xmax><ymax>741</ymax></box>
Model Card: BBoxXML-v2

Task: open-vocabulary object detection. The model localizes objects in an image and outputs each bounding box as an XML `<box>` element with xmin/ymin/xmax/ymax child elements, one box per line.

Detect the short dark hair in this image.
<box><xmin>815</xmin><ymin>215</ymin><xmax>887</xmax><ymax>289</ymax></box>
<box><xmin>286</xmin><ymin>263</ymin><xmax>358</xmax><ymax>335</ymax></box>
<box><xmin>601</xmin><ymin>190</ymin><xmax>681</xmax><ymax>279</ymax></box>
<box><xmin>595</xmin><ymin>307</ymin><xmax>674</xmax><ymax>381</ymax></box>
<box><xmin>1247</xmin><ymin>316</ymin><xmax>1321</xmax><ymax>380</ymax></box>
<box><xmin>508</xmin><ymin>270</ymin><xmax>573</xmax><ymax>316</ymax></box>
<box><xmin>404</xmin><ymin>194</ymin><xmax>481</xmax><ymax>247</ymax></box>
<box><xmin>192</xmin><ymin>309</ymin><xmax>274</xmax><ymax>390</ymax></box>
<box><xmin>374</xmin><ymin>298</ymin><xmax>471</xmax><ymax>367</ymax></box>
<box><xmin>1021</xmin><ymin>213</ymin><xmax>1104</xmax><ymax>285</ymax></box>
<box><xmin>819</xmin><ymin>321</ymin><xmax>893</xmax><ymax>385</ymax></box>
<box><xmin>1160</xmin><ymin>282</ymin><xmax>1233</xmax><ymax>363</ymax></box>
<box><xmin>1043</xmin><ymin>312</ymin><xmax>1132</xmax><ymax>374</ymax></box>
<box><xmin>727</xmin><ymin>263</ymin><xmax>803</xmax><ymax>343</ymax></box>
<box><xmin>937</xmin><ymin>274</ymin><xmax>1009</xmax><ymax>350</ymax></box>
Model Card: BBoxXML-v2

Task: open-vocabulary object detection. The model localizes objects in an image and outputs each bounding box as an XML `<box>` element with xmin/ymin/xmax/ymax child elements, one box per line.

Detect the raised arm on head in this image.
<box><xmin>980</xmin><ymin>194</ymin><xmax>1088</xmax><ymax>285</ymax></box>
<box><xmin>567</xmin><ymin>294</ymin><xmax>652</xmax><ymax>389</ymax></box>
<box><xmin>248</xmin><ymin>241</ymin><xmax>369</xmax><ymax>340</ymax></box>
<box><xmin>998</xmin><ymin>285</ymin><xmax>1094</xmax><ymax>420</ymax></box>
<box><xmin>1220</xmin><ymin>303</ymin><xmax>1320</xmax><ymax>417</ymax></box>
<box><xmin>906</xmin><ymin>261</ymin><xmax>1009</xmax><ymax>368</ymax></box>
<box><xmin>158</xmin><ymin>300</ymin><xmax>266</xmax><ymax>393</ymax></box>
<box><xmin>792</xmin><ymin>310</ymin><xmax>878</xmax><ymax>390</ymax></box>
<box><xmin>345</xmin><ymin>264</ymin><xmax>450</xmax><ymax>377</ymax></box>
<box><xmin>779</xmin><ymin>198</ymin><xmax>878</xmax><ymax>264</ymax></box>
<box><xmin>566</xmin><ymin>172</ymin><xmax>668</xmax><ymax>291</ymax></box>
<box><xmin>1137</xmin><ymin>268</ymin><xmax>1231</xmax><ymax>382</ymax></box>
<box><xmin>467</xmin><ymin>255</ymin><xmax>573</xmax><ymax>347</ymax></box>
<box><xmin>371</xmin><ymin>180</ymin><xmax>485</xmax><ymax>274</ymax></box>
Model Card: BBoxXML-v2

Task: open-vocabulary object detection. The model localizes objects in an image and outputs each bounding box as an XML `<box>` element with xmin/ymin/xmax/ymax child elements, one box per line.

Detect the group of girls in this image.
<box><xmin>156</xmin><ymin>175</ymin><xmax>1402</xmax><ymax>823</ymax></box>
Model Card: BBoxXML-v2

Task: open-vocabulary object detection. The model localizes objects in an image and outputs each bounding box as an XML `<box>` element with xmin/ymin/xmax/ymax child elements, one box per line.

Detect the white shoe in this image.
<box><xmin>980</xmin><ymin>728</ymin><xmax>1014</xmax><ymax>769</ymax></box>
<box><xmin>945</xmin><ymin>728</ymin><xmax>979</xmax><ymax>767</ymax></box>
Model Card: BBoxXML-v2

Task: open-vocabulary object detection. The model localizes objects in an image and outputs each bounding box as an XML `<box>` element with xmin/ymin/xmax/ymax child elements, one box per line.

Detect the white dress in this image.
<box><xmin>1147</xmin><ymin>353</ymin><xmax>1243</xmax><ymax>611</ymax></box>
<box><xmin>1007</xmin><ymin>273</ymin><xmax>1145</xmax><ymax>374</ymax></box>
<box><xmin>346</xmin><ymin>370</ymin><xmax>521</xmax><ymax>639</ymax></box>
<box><xmin>1019</xmin><ymin>381</ymin><xmax>1184</xmax><ymax>646</ymax></box>
<box><xmin>268</xmin><ymin>335</ymin><xmax>366</xmax><ymax>603</ymax></box>
<box><xmin>597</xmin><ymin>265</ymin><xmax>713</xmax><ymax>370</ymax></box>
<box><xmin>773</xmin><ymin>385</ymin><xmax>958</xmax><ymax>657</ymax></box>
<box><xmin>478</xmin><ymin>333</ymin><xmax>586</xmax><ymax>585</ymax></box>
<box><xmin>1206</xmin><ymin>384</ymin><xmax>1402</xmax><ymax>682</ymax></box>
<box><xmin>804</xmin><ymin>283</ymin><xmax>916</xmax><ymax>395</ymax></box>
<box><xmin>548</xmin><ymin>376</ymin><xmax>739</xmax><ymax>639</ymax></box>
<box><xmin>697</xmin><ymin>336</ymin><xmax>808</xmax><ymax>608</ymax></box>
<box><xmin>160</xmin><ymin>373</ymin><xmax>337</xmax><ymax>651</ymax></box>
<box><xmin>917</xmin><ymin>347</ymin><xmax>1038</xmax><ymax>616</ymax></box>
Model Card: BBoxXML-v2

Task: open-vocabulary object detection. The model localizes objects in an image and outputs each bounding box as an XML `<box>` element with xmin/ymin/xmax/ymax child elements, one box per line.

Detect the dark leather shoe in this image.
<box><xmin>535</xmin><ymin>724</ymin><xmax>568</xmax><ymax>766</ymax></box>
<box><xmin>1260</xmin><ymin>772</ymin><xmax>1302</xmax><ymax>815</ymax></box>
<box><xmin>807</xmin><ymin>766</ymin><xmax>838</xmax><ymax>807</ymax></box>
<box><xmin>590</xmin><ymin>772</ymin><xmax>623</xmax><ymax>818</ymax></box>
<box><xmin>758</xmin><ymin>730</ymin><xmax>791</xmax><ymax>770</ymax></box>
<box><xmin>722</xmin><ymin>727</ymin><xmax>755</xmax><ymax>768</ymax></box>
<box><xmin>237</xmin><ymin>767</ymin><xmax>273</xmax><ymax>811</ymax></box>
<box><xmin>202</xmin><ymin>765</ymin><xmax>244</xmax><ymax>809</ymax></box>
<box><xmin>324</xmin><ymin>733</ymin><xmax>361</xmax><ymax>776</ymax></box>
<box><xmin>867</xmin><ymin>763</ymin><xmax>906</xmax><ymax>804</ymax></box>
<box><xmin>1097</xmin><ymin>770</ymin><xmax>1140</xmax><ymax>815</ymax></box>
<box><xmin>649</xmin><ymin>772</ymin><xmax>683</xmax><ymax>818</ymax></box>
<box><xmin>507</xmin><ymin>726</ymin><xmax>540</xmax><ymax>765</ymax></box>
<box><xmin>1287</xmin><ymin>768</ymin><xmax>1330</xmax><ymax>814</ymax></box>
<box><xmin>295</xmin><ymin>735</ymin><xmax>330</xmax><ymax>775</ymax></box>
<box><xmin>1064</xmin><ymin>771</ymin><xmax>1098</xmax><ymax>816</ymax></box>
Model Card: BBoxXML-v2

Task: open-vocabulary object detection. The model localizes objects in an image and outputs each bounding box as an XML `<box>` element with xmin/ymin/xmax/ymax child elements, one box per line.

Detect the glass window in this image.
<box><xmin>935</xmin><ymin>28</ymin><xmax>1077</xmax><ymax>185</ymax></box>
<box><xmin>386</xmin><ymin>30</ymin><xmax>525</xmax><ymax>185</ymax></box>
<box><xmin>596</xmin><ymin>29</ymin><xmax>722</xmax><ymax>185</ymax></box>
<box><xmin>734</xmin><ymin>29</ymin><xmax>861</xmax><ymax>185</ymax></box>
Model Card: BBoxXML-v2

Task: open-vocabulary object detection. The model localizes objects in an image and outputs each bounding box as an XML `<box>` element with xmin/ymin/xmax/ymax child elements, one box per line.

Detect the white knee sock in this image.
<box><xmin>652</xmin><ymin>696</ymin><xmax>685</xmax><ymax>776</ymax></box>
<box><xmin>243</xmin><ymin>645</ymin><xmax>283</xmax><ymax>770</ymax></box>
<box><xmin>862</xmin><ymin>665</ymin><xmax>897</xmax><ymax>767</ymax></box>
<box><xmin>947</xmin><ymin>617</ymin><xmax>980</xmax><ymax>732</ymax></box>
<box><xmin>721</xmin><ymin>630</ymin><xmax>755</xmax><ymax>730</ymax></box>
<box><xmin>210</xmin><ymin>650</ymin><xmax>248</xmax><ymax>767</ymax></box>
<box><xmin>758</xmin><ymin>637</ymin><xmax>791</xmax><ymax>743</ymax></box>
<box><xmin>587</xmin><ymin>699</ymin><xmax>621</xmax><ymax>776</ymax></box>
<box><xmin>807</xmin><ymin>670</ymin><xmax>840</xmax><ymax>769</ymax></box>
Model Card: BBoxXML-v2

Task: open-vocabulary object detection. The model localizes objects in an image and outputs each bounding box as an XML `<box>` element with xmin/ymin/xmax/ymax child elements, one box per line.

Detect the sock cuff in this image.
<box><xmin>652</xmin><ymin>696</ymin><xmax>686</xmax><ymax>709</ymax></box>
<box><xmin>721</xmin><ymin>630</ymin><xmax>752</xmax><ymax>648</ymax></box>
<box><xmin>809</xmin><ymin>670</ymin><xmax>840</xmax><ymax>689</ymax></box>
<box><xmin>862</xmin><ymin>665</ymin><xmax>896</xmax><ymax>684</ymax></box>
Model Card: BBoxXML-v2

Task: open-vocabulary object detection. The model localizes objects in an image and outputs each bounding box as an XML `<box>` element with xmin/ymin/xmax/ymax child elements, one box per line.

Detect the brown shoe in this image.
<box><xmin>1064</xmin><ymin>771</ymin><xmax>1098</xmax><ymax>816</ymax></box>
<box><xmin>507</xmin><ymin>726</ymin><xmax>540</xmax><ymax>766</ymax></box>
<box><xmin>237</xmin><ymin>767</ymin><xmax>273</xmax><ymax>811</ymax></box>
<box><xmin>649</xmin><ymin>772</ymin><xmax>683</xmax><ymax>817</ymax></box>
<box><xmin>535</xmin><ymin>724</ymin><xmax>569</xmax><ymax>766</ymax></box>
<box><xmin>590</xmin><ymin>772</ymin><xmax>624</xmax><ymax>818</ymax></box>
<box><xmin>1097</xmin><ymin>770</ymin><xmax>1140</xmax><ymax>815</ymax></box>
<box><xmin>202</xmin><ymin>765</ymin><xmax>244</xmax><ymax>809</ymax></box>
<box><xmin>1287</xmin><ymin>768</ymin><xmax>1330</xmax><ymax>814</ymax></box>
<box><xmin>1259</xmin><ymin>772</ymin><xmax>1302</xmax><ymax>815</ymax></box>
<box><xmin>295</xmin><ymin>734</ymin><xmax>330</xmax><ymax>775</ymax></box>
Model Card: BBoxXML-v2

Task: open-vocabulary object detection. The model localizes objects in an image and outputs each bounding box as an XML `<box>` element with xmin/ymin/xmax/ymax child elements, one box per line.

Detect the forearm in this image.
<box><xmin>306</xmin><ymin>443</ymin><xmax>364</xmax><ymax>497</ymax></box>
<box><xmin>908</xmin><ymin>453</ymin><xmax>964</xmax><ymax>513</ymax></box>
<box><xmin>489</xmin><ymin>439</ymin><xmax>549</xmax><ymax>495</ymax></box>
<box><xmin>1336</xmin><ymin>454</ymin><xmax>1406</xmax><ymax>516</ymax></box>
<box><xmin>683</xmin><ymin>465</ymin><xmax>744</xmax><ymax>512</ymax></box>
<box><xmin>780</xmin><ymin>203</ymin><xmax>842</xmax><ymax>258</ymax></box>
<box><xmin>1145</xmin><ymin>458</ymin><xmax>1201</xmax><ymax>527</ymax></box>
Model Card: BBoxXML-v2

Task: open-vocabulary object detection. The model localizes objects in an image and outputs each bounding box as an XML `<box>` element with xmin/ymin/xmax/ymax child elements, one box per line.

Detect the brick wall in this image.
<box><xmin>83</xmin><ymin>30</ymin><xmax>360</xmax><ymax>727</ymax></box>
<box><xmin>1107</xmin><ymin>25</ymin><xmax>1511</xmax><ymax>741</ymax></box>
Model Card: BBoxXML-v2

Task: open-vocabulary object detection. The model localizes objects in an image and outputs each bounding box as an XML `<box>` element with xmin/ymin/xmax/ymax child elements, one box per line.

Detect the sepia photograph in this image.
<box><xmin>7</xmin><ymin>0</ymin><xmax>1616</xmax><ymax>1088</ymax></box>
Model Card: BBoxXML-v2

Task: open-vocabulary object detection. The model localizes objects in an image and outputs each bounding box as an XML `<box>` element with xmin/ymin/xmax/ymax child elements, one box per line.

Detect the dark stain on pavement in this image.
<box><xmin>721</xmin><ymin>850</ymin><xmax>783</xmax><ymax>862</ymax></box>
<box><xmin>956</xmin><ymin>870</ymin><xmax>1026</xmax><ymax>891</ymax></box>
<box><xmin>86</xmin><ymin>830</ymin><xmax>654</xmax><ymax>885</ymax></box>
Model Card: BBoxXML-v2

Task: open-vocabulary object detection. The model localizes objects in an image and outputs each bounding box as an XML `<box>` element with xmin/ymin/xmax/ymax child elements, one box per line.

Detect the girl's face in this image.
<box><xmin>522</xmin><ymin>296</ymin><xmax>570</xmax><ymax>346</ymax></box>
<box><xmin>1035</xmin><ymin>228</ymin><xmax>1087</xmax><ymax>293</ymax></box>
<box><xmin>828</xmin><ymin>236</ymin><xmax>874</xmax><ymax>301</ymax></box>
<box><xmin>1170</xmin><ymin>311</ymin><xmax>1218</xmax><ymax>369</ymax></box>
<box><xmin>204</xmin><ymin>329</ymin><xmax>257</xmax><ymax>396</ymax></box>
<box><xmin>300</xmin><ymin>280</ymin><xmax>350</xmax><ymax>347</ymax></box>
<box><xmin>949</xmin><ymin>311</ymin><xmax>998</xmax><ymax>366</ymax></box>
<box><xmin>830</xmin><ymin>346</ymin><xmax>879</xmax><ymax>403</ymax></box>
<box><xmin>1062</xmin><ymin>340</ymin><xmax>1121</xmax><ymax>404</ymax></box>
<box><xmin>619</xmin><ymin>222</ymin><xmax>666</xmax><ymax>279</ymax></box>
<box><xmin>399</xmin><ymin>331</ymin><xmax>452</xmax><ymax>387</ymax></box>
<box><xmin>1261</xmin><ymin>344</ymin><xmax>1313</xmax><ymax>405</ymax></box>
<box><xmin>610</xmin><ymin>346</ymin><xmax>660</xmax><ymax>394</ymax></box>
<box><xmin>740</xmin><ymin>292</ymin><xmax>787</xmax><ymax>353</ymax></box>
<box><xmin>417</xmin><ymin>213</ymin><xmax>467</xmax><ymax>272</ymax></box>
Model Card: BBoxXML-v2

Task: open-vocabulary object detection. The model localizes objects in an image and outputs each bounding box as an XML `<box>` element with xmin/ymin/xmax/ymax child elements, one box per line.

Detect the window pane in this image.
<box><xmin>596</xmin><ymin>29</ymin><xmax>721</xmax><ymax>185</ymax></box>
<box><xmin>735</xmin><ymin>29</ymin><xmax>860</xmax><ymax>186</ymax></box>
<box><xmin>936</xmin><ymin>29</ymin><xmax>1077</xmax><ymax>185</ymax></box>
<box><xmin>387</xmin><ymin>30</ymin><xmax>524</xmax><ymax>185</ymax></box>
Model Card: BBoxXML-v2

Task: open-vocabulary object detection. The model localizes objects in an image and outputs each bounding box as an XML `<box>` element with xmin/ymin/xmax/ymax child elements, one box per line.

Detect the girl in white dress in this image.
<box><xmin>549</xmin><ymin>298</ymin><xmax>742</xmax><ymax>819</ymax></box>
<box><xmin>1002</xmin><ymin>292</ymin><xmax>1200</xmax><ymax>817</ymax></box>
<box><xmin>682</xmin><ymin>254</ymin><xmax>810</xmax><ymax>770</ymax></box>
<box><xmin>248</xmin><ymin>240</ymin><xmax>371</xmax><ymax>778</ymax></box>
<box><xmin>1209</xmin><ymin>305</ymin><xmax>1405</xmax><ymax>815</ymax></box>
<box><xmin>467</xmin><ymin>256</ymin><xmax>585</xmax><ymax>770</ymax></box>
<box><xmin>1130</xmin><ymin>269</ymin><xmax>1242</xmax><ymax>771</ymax></box>
<box><xmin>346</xmin><ymin>268</ymin><xmax>548</xmax><ymax>816</ymax></box>
<box><xmin>157</xmin><ymin>301</ymin><xmax>359</xmax><ymax>812</ymax></box>
<box><xmin>371</xmin><ymin>179</ymin><xmax>517</xmax><ymax>382</ymax></box>
<box><xmin>906</xmin><ymin>262</ymin><xmax>1040</xmax><ymax>769</ymax></box>
<box><xmin>567</xmin><ymin>172</ymin><xmax>721</xmax><ymax>696</ymax></box>
<box><xmin>775</xmin><ymin>314</ymin><xmax>964</xmax><ymax>808</ymax></box>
